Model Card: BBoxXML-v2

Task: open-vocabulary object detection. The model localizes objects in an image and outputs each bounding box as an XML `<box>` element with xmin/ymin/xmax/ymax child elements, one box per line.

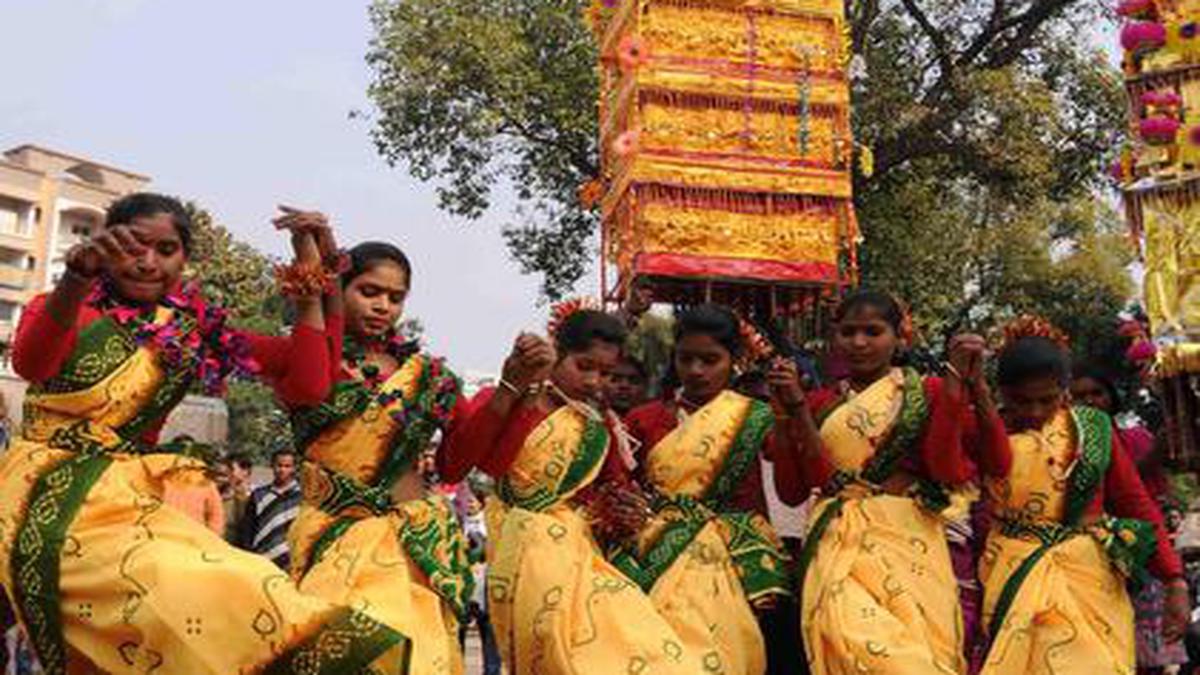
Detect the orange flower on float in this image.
<box><xmin>618</xmin><ymin>34</ymin><xmax>649</xmax><ymax>71</ymax></box>
<box><xmin>578</xmin><ymin>178</ymin><xmax>606</xmax><ymax>210</ymax></box>
<box><xmin>612</xmin><ymin>130</ymin><xmax>640</xmax><ymax>157</ymax></box>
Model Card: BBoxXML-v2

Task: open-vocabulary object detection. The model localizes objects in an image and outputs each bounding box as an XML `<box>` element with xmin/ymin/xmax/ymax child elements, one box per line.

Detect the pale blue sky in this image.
<box><xmin>0</xmin><ymin>0</ymin><xmax>580</xmax><ymax>375</ymax></box>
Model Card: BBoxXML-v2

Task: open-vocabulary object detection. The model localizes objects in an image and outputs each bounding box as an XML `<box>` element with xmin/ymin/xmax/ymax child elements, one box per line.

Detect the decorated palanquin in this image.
<box><xmin>588</xmin><ymin>0</ymin><xmax>859</xmax><ymax>315</ymax></box>
<box><xmin>1118</xmin><ymin>0</ymin><xmax>1200</xmax><ymax>464</ymax></box>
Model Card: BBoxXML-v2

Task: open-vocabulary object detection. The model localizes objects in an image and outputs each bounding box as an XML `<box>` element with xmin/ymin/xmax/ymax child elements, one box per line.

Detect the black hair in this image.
<box><xmin>1072</xmin><ymin>363</ymin><xmax>1122</xmax><ymax>412</ymax></box>
<box><xmin>270</xmin><ymin>447</ymin><xmax>297</xmax><ymax>464</ymax></box>
<box><xmin>343</xmin><ymin>241</ymin><xmax>412</xmax><ymax>286</ymax></box>
<box><xmin>674</xmin><ymin>304</ymin><xmax>742</xmax><ymax>357</ymax></box>
<box><xmin>555</xmin><ymin>310</ymin><xmax>627</xmax><ymax>355</ymax></box>
<box><xmin>997</xmin><ymin>337</ymin><xmax>1071</xmax><ymax>388</ymax></box>
<box><xmin>105</xmin><ymin>192</ymin><xmax>193</xmax><ymax>255</ymax></box>
<box><xmin>833</xmin><ymin>290</ymin><xmax>904</xmax><ymax>335</ymax></box>
<box><xmin>225</xmin><ymin>453</ymin><xmax>253</xmax><ymax>471</ymax></box>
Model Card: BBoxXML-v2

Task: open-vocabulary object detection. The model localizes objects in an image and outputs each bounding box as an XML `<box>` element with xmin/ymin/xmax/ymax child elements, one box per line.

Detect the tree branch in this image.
<box><xmin>898</xmin><ymin>0</ymin><xmax>955</xmax><ymax>76</ymax></box>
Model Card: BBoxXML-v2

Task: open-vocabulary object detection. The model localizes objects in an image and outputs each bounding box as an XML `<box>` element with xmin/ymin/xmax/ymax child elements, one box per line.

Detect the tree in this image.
<box><xmin>186</xmin><ymin>205</ymin><xmax>291</xmax><ymax>461</ymax></box>
<box><xmin>364</xmin><ymin>0</ymin><xmax>1134</xmax><ymax>348</ymax></box>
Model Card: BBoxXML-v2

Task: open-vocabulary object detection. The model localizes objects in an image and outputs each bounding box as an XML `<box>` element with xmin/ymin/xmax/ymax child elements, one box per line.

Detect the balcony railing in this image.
<box><xmin>0</xmin><ymin>266</ymin><xmax>34</xmax><ymax>290</ymax></box>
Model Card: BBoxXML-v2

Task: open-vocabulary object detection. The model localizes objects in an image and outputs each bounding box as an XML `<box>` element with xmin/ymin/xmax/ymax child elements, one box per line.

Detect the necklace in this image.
<box><xmin>87</xmin><ymin>277</ymin><xmax>256</xmax><ymax>395</ymax></box>
<box><xmin>343</xmin><ymin>331</ymin><xmax>419</xmax><ymax>389</ymax></box>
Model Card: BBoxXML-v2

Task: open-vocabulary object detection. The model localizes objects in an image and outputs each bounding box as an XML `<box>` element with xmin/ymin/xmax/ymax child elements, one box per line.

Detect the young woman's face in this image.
<box><xmin>1070</xmin><ymin>376</ymin><xmax>1114</xmax><ymax>414</ymax></box>
<box><xmin>832</xmin><ymin>305</ymin><xmax>899</xmax><ymax>383</ymax></box>
<box><xmin>1002</xmin><ymin>375</ymin><xmax>1067</xmax><ymax>431</ymax></box>
<box><xmin>552</xmin><ymin>339</ymin><xmax>621</xmax><ymax>405</ymax></box>
<box><xmin>674</xmin><ymin>333</ymin><xmax>733</xmax><ymax>402</ymax></box>
<box><xmin>343</xmin><ymin>261</ymin><xmax>409</xmax><ymax>338</ymax></box>
<box><xmin>106</xmin><ymin>214</ymin><xmax>186</xmax><ymax>303</ymax></box>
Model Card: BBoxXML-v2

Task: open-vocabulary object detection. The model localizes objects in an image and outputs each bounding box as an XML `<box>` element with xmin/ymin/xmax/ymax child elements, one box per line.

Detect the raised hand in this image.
<box><xmin>272</xmin><ymin>206</ymin><xmax>329</xmax><ymax>266</ymax></box>
<box><xmin>501</xmin><ymin>333</ymin><xmax>556</xmax><ymax>392</ymax></box>
<box><xmin>947</xmin><ymin>333</ymin><xmax>987</xmax><ymax>383</ymax></box>
<box><xmin>767</xmin><ymin>357</ymin><xmax>805</xmax><ymax>414</ymax></box>
<box><xmin>65</xmin><ymin>225</ymin><xmax>147</xmax><ymax>278</ymax></box>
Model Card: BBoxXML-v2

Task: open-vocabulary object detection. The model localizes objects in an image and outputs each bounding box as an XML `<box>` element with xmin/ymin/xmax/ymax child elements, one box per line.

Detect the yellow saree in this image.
<box><xmin>613</xmin><ymin>390</ymin><xmax>792</xmax><ymax>675</ymax></box>
<box><xmin>980</xmin><ymin>407</ymin><xmax>1153</xmax><ymax>675</ymax></box>
<box><xmin>800</xmin><ymin>369</ymin><xmax>965</xmax><ymax>675</ymax></box>
<box><xmin>487</xmin><ymin>405</ymin><xmax>701</xmax><ymax>675</ymax></box>
<box><xmin>289</xmin><ymin>353</ymin><xmax>470</xmax><ymax>675</ymax></box>
<box><xmin>0</xmin><ymin>309</ymin><xmax>408</xmax><ymax>674</ymax></box>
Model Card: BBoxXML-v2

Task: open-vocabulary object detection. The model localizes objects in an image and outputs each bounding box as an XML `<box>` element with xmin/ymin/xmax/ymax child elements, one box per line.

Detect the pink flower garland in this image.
<box><xmin>88</xmin><ymin>279</ymin><xmax>259</xmax><ymax>395</ymax></box>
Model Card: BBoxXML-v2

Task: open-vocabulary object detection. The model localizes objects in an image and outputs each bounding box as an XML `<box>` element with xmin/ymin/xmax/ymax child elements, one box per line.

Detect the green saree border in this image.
<box><xmin>986</xmin><ymin>406</ymin><xmax>1122</xmax><ymax>641</ymax></box>
<box><xmin>262</xmin><ymin>606</ymin><xmax>411</xmax><ymax>675</ymax></box>
<box><xmin>11</xmin><ymin>452</ymin><xmax>113</xmax><ymax>675</ymax></box>
<box><xmin>704</xmin><ymin>398</ymin><xmax>774</xmax><ymax>505</ymax></box>
<box><xmin>497</xmin><ymin>414</ymin><xmax>609</xmax><ymax>512</ymax></box>
<box><xmin>611</xmin><ymin>498</ymin><xmax>710</xmax><ymax>592</ymax></box>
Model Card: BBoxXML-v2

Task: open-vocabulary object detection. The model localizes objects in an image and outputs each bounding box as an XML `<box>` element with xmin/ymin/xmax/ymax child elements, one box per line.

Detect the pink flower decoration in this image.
<box><xmin>1141</xmin><ymin>116</ymin><xmax>1180</xmax><ymax>144</ymax></box>
<box><xmin>617</xmin><ymin>35</ymin><xmax>649</xmax><ymax>72</ymax></box>
<box><xmin>1109</xmin><ymin>160</ymin><xmax>1126</xmax><ymax>182</ymax></box>
<box><xmin>1127</xmin><ymin>340</ymin><xmax>1157</xmax><ymax>362</ymax></box>
<box><xmin>1122</xmin><ymin>21</ymin><xmax>1167</xmax><ymax>53</ymax></box>
<box><xmin>1142</xmin><ymin>89</ymin><xmax>1182</xmax><ymax>108</ymax></box>
<box><xmin>603</xmin><ymin>0</ymin><xmax>619</xmax><ymax>6</ymax></box>
<box><xmin>612</xmin><ymin>130</ymin><xmax>640</xmax><ymax>157</ymax></box>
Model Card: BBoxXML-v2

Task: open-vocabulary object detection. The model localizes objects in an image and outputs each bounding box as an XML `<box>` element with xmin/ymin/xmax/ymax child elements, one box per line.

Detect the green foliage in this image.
<box><xmin>363</xmin><ymin>0</ymin><xmax>1137</xmax><ymax>355</ymax></box>
<box><xmin>185</xmin><ymin>204</ymin><xmax>290</xmax><ymax>462</ymax></box>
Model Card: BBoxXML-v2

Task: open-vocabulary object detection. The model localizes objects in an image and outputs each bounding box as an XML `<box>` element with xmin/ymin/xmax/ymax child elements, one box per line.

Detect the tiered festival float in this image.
<box><xmin>1119</xmin><ymin>0</ymin><xmax>1200</xmax><ymax>463</ymax></box>
<box><xmin>588</xmin><ymin>0</ymin><xmax>862</xmax><ymax>338</ymax></box>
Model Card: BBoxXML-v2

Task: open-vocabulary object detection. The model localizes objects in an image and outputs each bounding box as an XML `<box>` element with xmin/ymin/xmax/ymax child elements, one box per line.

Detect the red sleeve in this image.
<box><xmin>797</xmin><ymin>388</ymin><xmax>841</xmax><ymax>489</ymax></box>
<box><xmin>920</xmin><ymin>378</ymin><xmax>975</xmax><ymax>485</ymax></box>
<box><xmin>13</xmin><ymin>293</ymin><xmax>89</xmax><ymax>382</ymax></box>
<box><xmin>326</xmin><ymin>313</ymin><xmax>345</xmax><ymax>383</ymax></box>
<box><xmin>1104</xmin><ymin>431</ymin><xmax>1184</xmax><ymax>579</ymax></box>
<box><xmin>919</xmin><ymin>377</ymin><xmax>1012</xmax><ymax>484</ymax></box>
<box><xmin>240</xmin><ymin>324</ymin><xmax>331</xmax><ymax>407</ymax></box>
<box><xmin>766</xmin><ymin>417</ymin><xmax>832</xmax><ymax>506</ymax></box>
<box><xmin>437</xmin><ymin>388</ymin><xmax>548</xmax><ymax>482</ymax></box>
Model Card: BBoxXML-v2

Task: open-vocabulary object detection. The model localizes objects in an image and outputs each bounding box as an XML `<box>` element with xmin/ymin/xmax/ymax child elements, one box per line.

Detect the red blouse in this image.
<box><xmin>804</xmin><ymin>376</ymin><xmax>1011</xmax><ymax>487</ymax></box>
<box><xmin>14</xmin><ymin>292</ymin><xmax>333</xmax><ymax>443</ymax></box>
<box><xmin>438</xmin><ymin>387</ymin><xmax>630</xmax><ymax>485</ymax></box>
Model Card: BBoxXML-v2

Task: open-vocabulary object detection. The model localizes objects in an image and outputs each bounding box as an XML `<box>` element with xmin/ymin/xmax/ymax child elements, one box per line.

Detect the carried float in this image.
<box><xmin>1117</xmin><ymin>0</ymin><xmax>1200</xmax><ymax>464</ymax></box>
<box><xmin>587</xmin><ymin>0</ymin><xmax>862</xmax><ymax>340</ymax></box>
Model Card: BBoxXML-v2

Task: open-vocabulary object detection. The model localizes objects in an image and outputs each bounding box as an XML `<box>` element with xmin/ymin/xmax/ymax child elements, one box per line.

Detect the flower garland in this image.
<box><xmin>87</xmin><ymin>278</ymin><xmax>259</xmax><ymax>395</ymax></box>
<box><xmin>342</xmin><ymin>329</ymin><xmax>457</xmax><ymax>427</ymax></box>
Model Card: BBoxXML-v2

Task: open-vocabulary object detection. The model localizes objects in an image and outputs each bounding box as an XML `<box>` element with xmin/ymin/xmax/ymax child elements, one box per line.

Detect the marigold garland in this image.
<box><xmin>274</xmin><ymin>261</ymin><xmax>337</xmax><ymax>298</ymax></box>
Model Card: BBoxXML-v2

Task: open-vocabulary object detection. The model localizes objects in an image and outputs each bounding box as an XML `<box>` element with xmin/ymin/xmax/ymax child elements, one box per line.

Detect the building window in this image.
<box><xmin>0</xmin><ymin>301</ymin><xmax>18</xmax><ymax>322</ymax></box>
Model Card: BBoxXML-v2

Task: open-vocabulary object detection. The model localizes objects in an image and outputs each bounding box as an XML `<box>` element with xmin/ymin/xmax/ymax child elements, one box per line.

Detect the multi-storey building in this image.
<box><xmin>0</xmin><ymin>144</ymin><xmax>150</xmax><ymax>344</ymax></box>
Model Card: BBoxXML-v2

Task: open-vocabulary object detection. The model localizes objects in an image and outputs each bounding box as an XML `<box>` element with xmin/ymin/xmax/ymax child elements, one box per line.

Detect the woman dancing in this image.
<box><xmin>440</xmin><ymin>305</ymin><xmax>702</xmax><ymax>674</ymax></box>
<box><xmin>979</xmin><ymin>318</ymin><xmax>1187</xmax><ymax>674</ymax></box>
<box><xmin>0</xmin><ymin>193</ymin><xmax>409</xmax><ymax>673</ymax></box>
<box><xmin>281</xmin><ymin>225</ymin><xmax>473</xmax><ymax>675</ymax></box>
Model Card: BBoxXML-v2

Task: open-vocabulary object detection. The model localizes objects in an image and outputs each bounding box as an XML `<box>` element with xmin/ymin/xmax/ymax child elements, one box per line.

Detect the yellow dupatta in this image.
<box><xmin>487</xmin><ymin>405</ymin><xmax>701</xmax><ymax>675</ymax></box>
<box><xmin>801</xmin><ymin>368</ymin><xmax>965</xmax><ymax>675</ymax></box>
<box><xmin>613</xmin><ymin>390</ymin><xmax>785</xmax><ymax>675</ymax></box>
<box><xmin>979</xmin><ymin>407</ymin><xmax>1140</xmax><ymax>675</ymax></box>
<box><xmin>290</xmin><ymin>353</ymin><xmax>471</xmax><ymax>675</ymax></box>
<box><xmin>0</xmin><ymin>308</ymin><xmax>410</xmax><ymax>674</ymax></box>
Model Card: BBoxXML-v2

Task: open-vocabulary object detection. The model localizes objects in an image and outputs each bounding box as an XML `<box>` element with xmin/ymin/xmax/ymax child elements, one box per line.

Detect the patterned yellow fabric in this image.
<box><xmin>488</xmin><ymin>406</ymin><xmax>702</xmax><ymax>674</ymax></box>
<box><xmin>0</xmin><ymin>334</ymin><xmax>407</xmax><ymax>673</ymax></box>
<box><xmin>630</xmin><ymin>391</ymin><xmax>778</xmax><ymax>674</ymax></box>
<box><xmin>294</xmin><ymin>500</ymin><xmax>463</xmax><ymax>675</ymax></box>
<box><xmin>1140</xmin><ymin>194</ymin><xmax>1200</xmax><ymax>341</ymax></box>
<box><xmin>594</xmin><ymin>0</ymin><xmax>857</xmax><ymax>284</ymax></box>
<box><xmin>290</xmin><ymin>355</ymin><xmax>469</xmax><ymax>675</ymax></box>
<box><xmin>979</xmin><ymin>409</ymin><xmax>1135</xmax><ymax>674</ymax></box>
<box><xmin>817</xmin><ymin>368</ymin><xmax>905</xmax><ymax>472</ymax></box>
<box><xmin>802</xmin><ymin>371</ymin><xmax>965</xmax><ymax>675</ymax></box>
